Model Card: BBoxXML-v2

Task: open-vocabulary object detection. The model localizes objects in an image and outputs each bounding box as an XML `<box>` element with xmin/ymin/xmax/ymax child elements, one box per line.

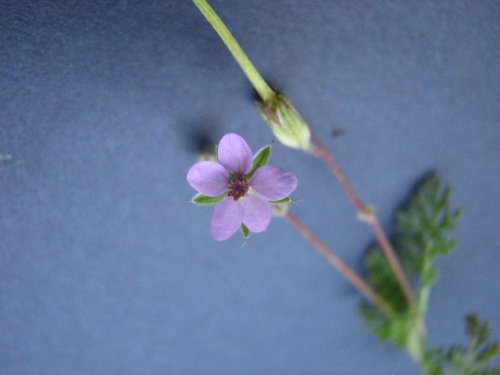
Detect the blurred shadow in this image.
<box><xmin>176</xmin><ymin>119</ymin><xmax>219</xmax><ymax>157</ymax></box>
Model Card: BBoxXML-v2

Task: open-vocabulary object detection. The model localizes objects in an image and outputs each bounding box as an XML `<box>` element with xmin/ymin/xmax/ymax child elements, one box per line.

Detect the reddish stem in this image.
<box><xmin>310</xmin><ymin>133</ymin><xmax>415</xmax><ymax>307</ymax></box>
<box><xmin>285</xmin><ymin>211</ymin><xmax>394</xmax><ymax>318</ymax></box>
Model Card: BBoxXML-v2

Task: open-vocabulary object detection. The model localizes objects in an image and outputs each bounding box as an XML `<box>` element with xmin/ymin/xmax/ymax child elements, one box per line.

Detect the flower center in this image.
<box><xmin>227</xmin><ymin>174</ymin><xmax>249</xmax><ymax>201</ymax></box>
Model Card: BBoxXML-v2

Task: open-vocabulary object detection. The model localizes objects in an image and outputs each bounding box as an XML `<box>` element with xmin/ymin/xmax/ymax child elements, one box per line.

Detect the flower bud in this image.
<box><xmin>257</xmin><ymin>93</ymin><xmax>312</xmax><ymax>152</ymax></box>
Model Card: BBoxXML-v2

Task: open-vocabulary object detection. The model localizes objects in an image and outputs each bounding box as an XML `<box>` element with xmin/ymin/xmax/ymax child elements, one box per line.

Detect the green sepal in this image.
<box><xmin>246</xmin><ymin>145</ymin><xmax>272</xmax><ymax>178</ymax></box>
<box><xmin>270</xmin><ymin>197</ymin><xmax>293</xmax><ymax>204</ymax></box>
<box><xmin>191</xmin><ymin>192</ymin><xmax>227</xmax><ymax>205</ymax></box>
<box><xmin>240</xmin><ymin>223</ymin><xmax>250</xmax><ymax>239</ymax></box>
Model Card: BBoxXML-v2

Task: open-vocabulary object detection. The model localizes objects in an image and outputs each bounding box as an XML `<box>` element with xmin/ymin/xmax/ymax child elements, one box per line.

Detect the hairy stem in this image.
<box><xmin>311</xmin><ymin>134</ymin><xmax>415</xmax><ymax>307</ymax></box>
<box><xmin>285</xmin><ymin>211</ymin><xmax>395</xmax><ymax>318</ymax></box>
<box><xmin>193</xmin><ymin>0</ymin><xmax>274</xmax><ymax>101</ymax></box>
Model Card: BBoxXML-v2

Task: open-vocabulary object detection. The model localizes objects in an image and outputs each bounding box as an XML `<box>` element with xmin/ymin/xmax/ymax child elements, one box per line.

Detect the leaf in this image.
<box><xmin>240</xmin><ymin>223</ymin><xmax>250</xmax><ymax>239</ymax></box>
<box><xmin>395</xmin><ymin>174</ymin><xmax>461</xmax><ymax>301</ymax></box>
<box><xmin>246</xmin><ymin>145</ymin><xmax>271</xmax><ymax>178</ymax></box>
<box><xmin>477</xmin><ymin>344</ymin><xmax>500</xmax><ymax>364</ymax></box>
<box><xmin>270</xmin><ymin>197</ymin><xmax>293</xmax><ymax>204</ymax></box>
<box><xmin>362</xmin><ymin>248</ymin><xmax>407</xmax><ymax>313</ymax></box>
<box><xmin>466</xmin><ymin>314</ymin><xmax>481</xmax><ymax>340</ymax></box>
<box><xmin>359</xmin><ymin>174</ymin><xmax>463</xmax><ymax>357</ymax></box>
<box><xmin>191</xmin><ymin>192</ymin><xmax>226</xmax><ymax>205</ymax></box>
<box><xmin>359</xmin><ymin>303</ymin><xmax>414</xmax><ymax>348</ymax></box>
<box><xmin>424</xmin><ymin>315</ymin><xmax>500</xmax><ymax>374</ymax></box>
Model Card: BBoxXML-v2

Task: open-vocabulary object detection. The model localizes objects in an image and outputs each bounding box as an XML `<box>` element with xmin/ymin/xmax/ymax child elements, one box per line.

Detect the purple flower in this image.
<box><xmin>187</xmin><ymin>133</ymin><xmax>298</xmax><ymax>241</ymax></box>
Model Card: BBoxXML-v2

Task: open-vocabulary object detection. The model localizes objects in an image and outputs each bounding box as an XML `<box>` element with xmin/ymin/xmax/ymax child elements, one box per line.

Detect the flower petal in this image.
<box><xmin>217</xmin><ymin>133</ymin><xmax>253</xmax><ymax>174</ymax></box>
<box><xmin>210</xmin><ymin>198</ymin><xmax>244</xmax><ymax>241</ymax></box>
<box><xmin>187</xmin><ymin>161</ymin><xmax>228</xmax><ymax>196</ymax></box>
<box><xmin>250</xmin><ymin>165</ymin><xmax>298</xmax><ymax>201</ymax></box>
<box><xmin>242</xmin><ymin>195</ymin><xmax>271</xmax><ymax>233</ymax></box>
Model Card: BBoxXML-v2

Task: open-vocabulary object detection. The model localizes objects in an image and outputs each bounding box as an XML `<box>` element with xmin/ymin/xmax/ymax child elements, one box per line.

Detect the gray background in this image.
<box><xmin>1</xmin><ymin>0</ymin><xmax>499</xmax><ymax>374</ymax></box>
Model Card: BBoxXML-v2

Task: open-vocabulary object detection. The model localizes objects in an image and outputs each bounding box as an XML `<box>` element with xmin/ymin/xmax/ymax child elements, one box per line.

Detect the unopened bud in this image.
<box><xmin>257</xmin><ymin>93</ymin><xmax>312</xmax><ymax>152</ymax></box>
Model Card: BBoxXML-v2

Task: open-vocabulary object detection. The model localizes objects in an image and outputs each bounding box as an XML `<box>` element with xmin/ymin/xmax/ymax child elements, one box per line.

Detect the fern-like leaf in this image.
<box><xmin>359</xmin><ymin>174</ymin><xmax>461</xmax><ymax>353</ymax></box>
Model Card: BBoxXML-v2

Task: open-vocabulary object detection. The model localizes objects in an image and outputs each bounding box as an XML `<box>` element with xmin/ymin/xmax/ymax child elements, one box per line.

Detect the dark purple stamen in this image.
<box><xmin>227</xmin><ymin>175</ymin><xmax>249</xmax><ymax>201</ymax></box>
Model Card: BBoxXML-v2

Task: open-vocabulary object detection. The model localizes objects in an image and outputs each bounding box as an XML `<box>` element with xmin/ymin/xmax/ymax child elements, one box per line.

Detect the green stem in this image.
<box><xmin>407</xmin><ymin>258</ymin><xmax>435</xmax><ymax>374</ymax></box>
<box><xmin>193</xmin><ymin>0</ymin><xmax>274</xmax><ymax>101</ymax></box>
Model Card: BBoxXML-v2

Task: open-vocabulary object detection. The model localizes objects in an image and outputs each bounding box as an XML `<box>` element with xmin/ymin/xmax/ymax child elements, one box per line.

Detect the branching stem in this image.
<box><xmin>310</xmin><ymin>133</ymin><xmax>416</xmax><ymax>307</ymax></box>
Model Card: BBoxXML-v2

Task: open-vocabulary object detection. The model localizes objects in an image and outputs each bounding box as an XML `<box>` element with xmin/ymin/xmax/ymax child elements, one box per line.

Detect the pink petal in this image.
<box><xmin>187</xmin><ymin>161</ymin><xmax>228</xmax><ymax>196</ymax></box>
<box><xmin>250</xmin><ymin>165</ymin><xmax>298</xmax><ymax>201</ymax></box>
<box><xmin>217</xmin><ymin>133</ymin><xmax>253</xmax><ymax>175</ymax></box>
<box><xmin>210</xmin><ymin>198</ymin><xmax>244</xmax><ymax>241</ymax></box>
<box><xmin>243</xmin><ymin>195</ymin><xmax>271</xmax><ymax>233</ymax></box>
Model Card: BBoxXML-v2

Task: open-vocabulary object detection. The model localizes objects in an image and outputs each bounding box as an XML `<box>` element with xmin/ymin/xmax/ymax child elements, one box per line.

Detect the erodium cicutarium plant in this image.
<box><xmin>187</xmin><ymin>1</ymin><xmax>500</xmax><ymax>373</ymax></box>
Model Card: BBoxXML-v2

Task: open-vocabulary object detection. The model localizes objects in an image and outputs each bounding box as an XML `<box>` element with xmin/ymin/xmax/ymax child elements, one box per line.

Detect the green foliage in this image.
<box><xmin>240</xmin><ymin>223</ymin><xmax>250</xmax><ymax>239</ymax></box>
<box><xmin>191</xmin><ymin>192</ymin><xmax>227</xmax><ymax>205</ymax></box>
<box><xmin>395</xmin><ymin>175</ymin><xmax>462</xmax><ymax>296</ymax></box>
<box><xmin>362</xmin><ymin>248</ymin><xmax>407</xmax><ymax>314</ymax></box>
<box><xmin>359</xmin><ymin>174</ymin><xmax>499</xmax><ymax>374</ymax></box>
<box><xmin>246</xmin><ymin>145</ymin><xmax>271</xmax><ymax>178</ymax></box>
<box><xmin>270</xmin><ymin>197</ymin><xmax>293</xmax><ymax>204</ymax></box>
<box><xmin>360</xmin><ymin>174</ymin><xmax>461</xmax><ymax>344</ymax></box>
<box><xmin>424</xmin><ymin>314</ymin><xmax>500</xmax><ymax>375</ymax></box>
<box><xmin>359</xmin><ymin>303</ymin><xmax>416</xmax><ymax>348</ymax></box>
